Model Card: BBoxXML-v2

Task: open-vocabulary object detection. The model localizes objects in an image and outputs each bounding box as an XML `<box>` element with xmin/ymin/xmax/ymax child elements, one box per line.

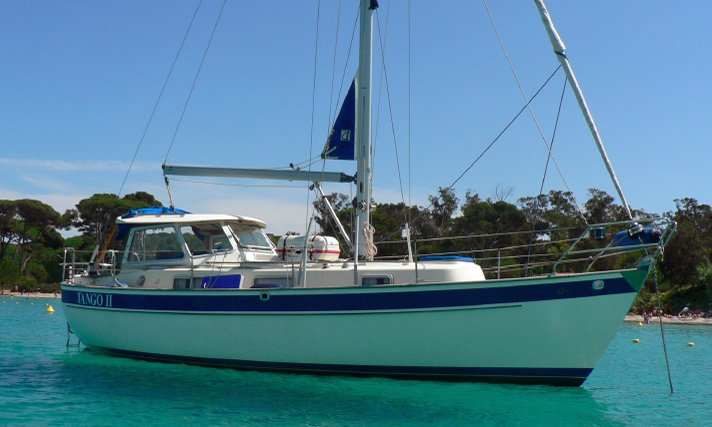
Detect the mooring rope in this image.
<box><xmin>652</xmin><ymin>260</ymin><xmax>674</xmax><ymax>393</ymax></box>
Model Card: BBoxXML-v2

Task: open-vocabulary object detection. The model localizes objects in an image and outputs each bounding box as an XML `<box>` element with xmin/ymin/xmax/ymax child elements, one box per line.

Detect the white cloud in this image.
<box><xmin>0</xmin><ymin>157</ymin><xmax>160</xmax><ymax>173</ymax></box>
<box><xmin>19</xmin><ymin>173</ymin><xmax>81</xmax><ymax>194</ymax></box>
<box><xmin>0</xmin><ymin>187</ymin><xmax>85</xmax><ymax>213</ymax></box>
<box><xmin>171</xmin><ymin>185</ymin><xmax>313</xmax><ymax>236</ymax></box>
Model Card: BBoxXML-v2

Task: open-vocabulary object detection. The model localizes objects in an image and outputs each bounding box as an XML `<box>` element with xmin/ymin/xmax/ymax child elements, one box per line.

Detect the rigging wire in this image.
<box><xmin>312</xmin><ymin>3</ymin><xmax>362</xmax><ymax>238</ymax></box>
<box><xmin>482</xmin><ymin>0</ymin><xmax>585</xmax><ymax>221</ymax></box>
<box><xmin>326</xmin><ymin>0</ymin><xmax>343</xmax><ymax>130</ymax></box>
<box><xmin>291</xmin><ymin>154</ymin><xmax>326</xmax><ymax>170</ymax></box>
<box><xmin>163</xmin><ymin>0</ymin><xmax>228</xmax><ymax>166</ymax></box>
<box><xmin>444</xmin><ymin>65</ymin><xmax>561</xmax><ymax>194</ymax></box>
<box><xmin>524</xmin><ymin>76</ymin><xmax>568</xmax><ymax>276</ymax></box>
<box><xmin>236</xmin><ymin>5</ymin><xmax>356</xmax><ymax>176</ymax></box>
<box><xmin>538</xmin><ymin>78</ymin><xmax>570</xmax><ymax>208</ymax></box>
<box><xmin>256</xmin><ymin>153</ymin><xmax>325</xmax><ymax>172</ymax></box>
<box><xmin>117</xmin><ymin>0</ymin><xmax>204</xmax><ymax>197</ymax></box>
<box><xmin>374</xmin><ymin>65</ymin><xmax>562</xmax><ymax>245</ymax></box>
<box><xmin>305</xmin><ymin>3</ymin><xmax>359</xmax><ymax>239</ymax></box>
<box><xmin>372</xmin><ymin>1</ymin><xmax>390</xmax><ymax>183</ymax></box>
<box><xmin>330</xmin><ymin>5</ymin><xmax>360</xmax><ymax>124</ymax></box>
<box><xmin>307</xmin><ymin>0</ymin><xmax>322</xmax><ymax>172</ymax></box>
<box><xmin>305</xmin><ymin>0</ymin><xmax>322</xmax><ymax>231</ymax></box>
<box><xmin>378</xmin><ymin>225</ymin><xmax>580</xmax><ymax>245</ymax></box>
<box><xmin>374</xmin><ymin>11</ymin><xmax>407</xmax><ymax>213</ymax></box>
<box><xmin>407</xmin><ymin>0</ymin><xmax>412</xmax><ymax>219</ymax></box>
<box><xmin>319</xmin><ymin>0</ymin><xmax>344</xmax><ymax>190</ymax></box>
<box><xmin>371</xmin><ymin>3</ymin><xmax>411</xmax><ymax>235</ymax></box>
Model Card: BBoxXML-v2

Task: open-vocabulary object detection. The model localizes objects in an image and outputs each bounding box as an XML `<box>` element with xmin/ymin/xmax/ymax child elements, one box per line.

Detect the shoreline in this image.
<box><xmin>624</xmin><ymin>314</ymin><xmax>712</xmax><ymax>326</ymax></box>
<box><xmin>0</xmin><ymin>291</ymin><xmax>59</xmax><ymax>299</ymax></box>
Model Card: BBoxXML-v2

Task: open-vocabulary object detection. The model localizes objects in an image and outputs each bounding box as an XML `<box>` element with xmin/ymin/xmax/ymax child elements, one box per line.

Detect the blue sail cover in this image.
<box><xmin>118</xmin><ymin>206</ymin><xmax>190</xmax><ymax>237</ymax></box>
<box><xmin>321</xmin><ymin>79</ymin><xmax>356</xmax><ymax>161</ymax></box>
<box><xmin>612</xmin><ymin>226</ymin><xmax>662</xmax><ymax>248</ymax></box>
<box><xmin>121</xmin><ymin>206</ymin><xmax>190</xmax><ymax>219</ymax></box>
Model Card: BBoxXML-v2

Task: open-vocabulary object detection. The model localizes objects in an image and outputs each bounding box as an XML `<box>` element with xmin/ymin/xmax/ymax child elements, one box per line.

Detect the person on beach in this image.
<box><xmin>679</xmin><ymin>306</ymin><xmax>691</xmax><ymax>318</ymax></box>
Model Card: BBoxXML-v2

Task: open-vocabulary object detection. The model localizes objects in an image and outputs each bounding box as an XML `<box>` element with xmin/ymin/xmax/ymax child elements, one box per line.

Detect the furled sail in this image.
<box><xmin>321</xmin><ymin>79</ymin><xmax>356</xmax><ymax>161</ymax></box>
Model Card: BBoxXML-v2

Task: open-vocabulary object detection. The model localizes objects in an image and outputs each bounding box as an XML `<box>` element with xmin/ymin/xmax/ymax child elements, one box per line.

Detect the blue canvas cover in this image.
<box><xmin>420</xmin><ymin>255</ymin><xmax>475</xmax><ymax>262</ymax></box>
<box><xmin>612</xmin><ymin>226</ymin><xmax>662</xmax><ymax>247</ymax></box>
<box><xmin>121</xmin><ymin>206</ymin><xmax>190</xmax><ymax>219</ymax></box>
<box><xmin>201</xmin><ymin>274</ymin><xmax>242</xmax><ymax>289</ymax></box>
<box><xmin>118</xmin><ymin>207</ymin><xmax>190</xmax><ymax>236</ymax></box>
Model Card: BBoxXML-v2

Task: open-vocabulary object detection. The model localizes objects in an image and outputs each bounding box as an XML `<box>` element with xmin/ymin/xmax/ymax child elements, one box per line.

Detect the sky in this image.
<box><xmin>2</xmin><ymin>1</ymin><xmax>711</xmax><ymax>236</ymax></box>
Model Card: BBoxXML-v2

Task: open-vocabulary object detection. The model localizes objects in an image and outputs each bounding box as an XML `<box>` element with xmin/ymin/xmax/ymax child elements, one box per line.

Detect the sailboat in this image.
<box><xmin>61</xmin><ymin>0</ymin><xmax>675</xmax><ymax>386</ymax></box>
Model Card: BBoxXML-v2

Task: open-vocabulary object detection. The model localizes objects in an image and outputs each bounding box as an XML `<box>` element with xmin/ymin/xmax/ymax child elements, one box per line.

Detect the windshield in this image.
<box><xmin>126</xmin><ymin>225</ymin><xmax>185</xmax><ymax>262</ymax></box>
<box><xmin>180</xmin><ymin>224</ymin><xmax>234</xmax><ymax>256</ymax></box>
<box><xmin>229</xmin><ymin>223</ymin><xmax>273</xmax><ymax>250</ymax></box>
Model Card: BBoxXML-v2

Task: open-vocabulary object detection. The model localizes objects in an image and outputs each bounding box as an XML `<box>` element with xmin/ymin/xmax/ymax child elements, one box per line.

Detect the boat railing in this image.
<box><xmin>61</xmin><ymin>218</ymin><xmax>676</xmax><ymax>284</ymax></box>
<box><xmin>61</xmin><ymin>247</ymin><xmax>122</xmax><ymax>284</ymax></box>
<box><xmin>62</xmin><ymin>247</ymin><xmax>88</xmax><ymax>284</ymax></box>
<box><xmin>375</xmin><ymin>218</ymin><xmax>676</xmax><ymax>279</ymax></box>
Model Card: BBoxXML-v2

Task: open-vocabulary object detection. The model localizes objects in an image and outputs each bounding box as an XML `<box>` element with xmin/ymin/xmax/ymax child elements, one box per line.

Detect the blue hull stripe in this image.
<box><xmin>62</xmin><ymin>276</ymin><xmax>635</xmax><ymax>313</ymax></box>
<box><xmin>92</xmin><ymin>346</ymin><xmax>591</xmax><ymax>386</ymax></box>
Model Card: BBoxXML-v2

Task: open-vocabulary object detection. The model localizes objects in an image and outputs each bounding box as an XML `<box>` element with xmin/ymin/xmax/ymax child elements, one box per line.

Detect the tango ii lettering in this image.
<box><xmin>76</xmin><ymin>292</ymin><xmax>113</xmax><ymax>308</ymax></box>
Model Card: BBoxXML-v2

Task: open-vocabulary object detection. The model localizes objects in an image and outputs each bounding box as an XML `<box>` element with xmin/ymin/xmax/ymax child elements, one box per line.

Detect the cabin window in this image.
<box><xmin>230</xmin><ymin>224</ymin><xmax>273</xmax><ymax>250</ymax></box>
<box><xmin>253</xmin><ymin>276</ymin><xmax>293</xmax><ymax>288</ymax></box>
<box><xmin>361</xmin><ymin>275</ymin><xmax>393</xmax><ymax>286</ymax></box>
<box><xmin>126</xmin><ymin>226</ymin><xmax>184</xmax><ymax>262</ymax></box>
<box><xmin>173</xmin><ymin>278</ymin><xmax>191</xmax><ymax>290</ymax></box>
<box><xmin>180</xmin><ymin>224</ymin><xmax>233</xmax><ymax>256</ymax></box>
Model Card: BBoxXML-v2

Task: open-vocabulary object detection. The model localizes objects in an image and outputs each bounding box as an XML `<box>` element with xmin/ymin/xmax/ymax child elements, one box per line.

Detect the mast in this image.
<box><xmin>533</xmin><ymin>0</ymin><xmax>633</xmax><ymax>220</ymax></box>
<box><xmin>355</xmin><ymin>0</ymin><xmax>377</xmax><ymax>259</ymax></box>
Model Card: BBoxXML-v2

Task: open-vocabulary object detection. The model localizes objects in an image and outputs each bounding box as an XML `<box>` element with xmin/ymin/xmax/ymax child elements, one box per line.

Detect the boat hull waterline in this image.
<box><xmin>62</xmin><ymin>263</ymin><xmax>648</xmax><ymax>386</ymax></box>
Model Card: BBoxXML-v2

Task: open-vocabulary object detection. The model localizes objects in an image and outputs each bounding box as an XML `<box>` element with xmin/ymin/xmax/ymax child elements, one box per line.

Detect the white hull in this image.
<box><xmin>62</xmin><ymin>265</ymin><xmax>648</xmax><ymax>386</ymax></box>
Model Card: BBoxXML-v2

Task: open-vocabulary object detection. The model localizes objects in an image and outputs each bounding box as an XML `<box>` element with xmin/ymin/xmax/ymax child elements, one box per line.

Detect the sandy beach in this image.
<box><xmin>625</xmin><ymin>314</ymin><xmax>712</xmax><ymax>326</ymax></box>
<box><xmin>0</xmin><ymin>291</ymin><xmax>60</xmax><ymax>299</ymax></box>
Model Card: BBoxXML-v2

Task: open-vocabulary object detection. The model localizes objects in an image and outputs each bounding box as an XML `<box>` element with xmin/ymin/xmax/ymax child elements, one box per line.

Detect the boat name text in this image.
<box><xmin>76</xmin><ymin>292</ymin><xmax>113</xmax><ymax>308</ymax></box>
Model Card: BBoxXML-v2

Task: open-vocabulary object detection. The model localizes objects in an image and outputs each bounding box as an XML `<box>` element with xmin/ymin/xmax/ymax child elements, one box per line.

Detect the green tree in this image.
<box><xmin>313</xmin><ymin>192</ymin><xmax>353</xmax><ymax>253</ymax></box>
<box><xmin>0</xmin><ymin>258</ymin><xmax>20</xmax><ymax>287</ymax></box>
<box><xmin>660</xmin><ymin>198</ymin><xmax>712</xmax><ymax>287</ymax></box>
<box><xmin>312</xmin><ymin>193</ymin><xmax>436</xmax><ymax>258</ymax></box>
<box><xmin>0</xmin><ymin>200</ymin><xmax>18</xmax><ymax>262</ymax></box>
<box><xmin>123</xmin><ymin>191</ymin><xmax>163</xmax><ymax>207</ymax></box>
<box><xmin>370</xmin><ymin>202</ymin><xmax>429</xmax><ymax>258</ymax></box>
<box><xmin>454</xmin><ymin>192</ymin><xmax>529</xmax><ymax>253</ymax></box>
<box><xmin>519</xmin><ymin>190</ymin><xmax>585</xmax><ymax>241</ymax></box>
<box><xmin>74</xmin><ymin>192</ymin><xmax>163</xmax><ymax>248</ymax></box>
<box><xmin>584</xmin><ymin>188</ymin><xmax>627</xmax><ymax>223</ymax></box>
<box><xmin>13</xmin><ymin>199</ymin><xmax>64</xmax><ymax>274</ymax></box>
<box><xmin>428</xmin><ymin>187</ymin><xmax>459</xmax><ymax>237</ymax></box>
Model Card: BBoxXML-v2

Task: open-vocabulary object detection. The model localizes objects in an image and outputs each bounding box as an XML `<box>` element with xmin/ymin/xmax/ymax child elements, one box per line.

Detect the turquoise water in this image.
<box><xmin>2</xmin><ymin>298</ymin><xmax>711</xmax><ymax>426</ymax></box>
